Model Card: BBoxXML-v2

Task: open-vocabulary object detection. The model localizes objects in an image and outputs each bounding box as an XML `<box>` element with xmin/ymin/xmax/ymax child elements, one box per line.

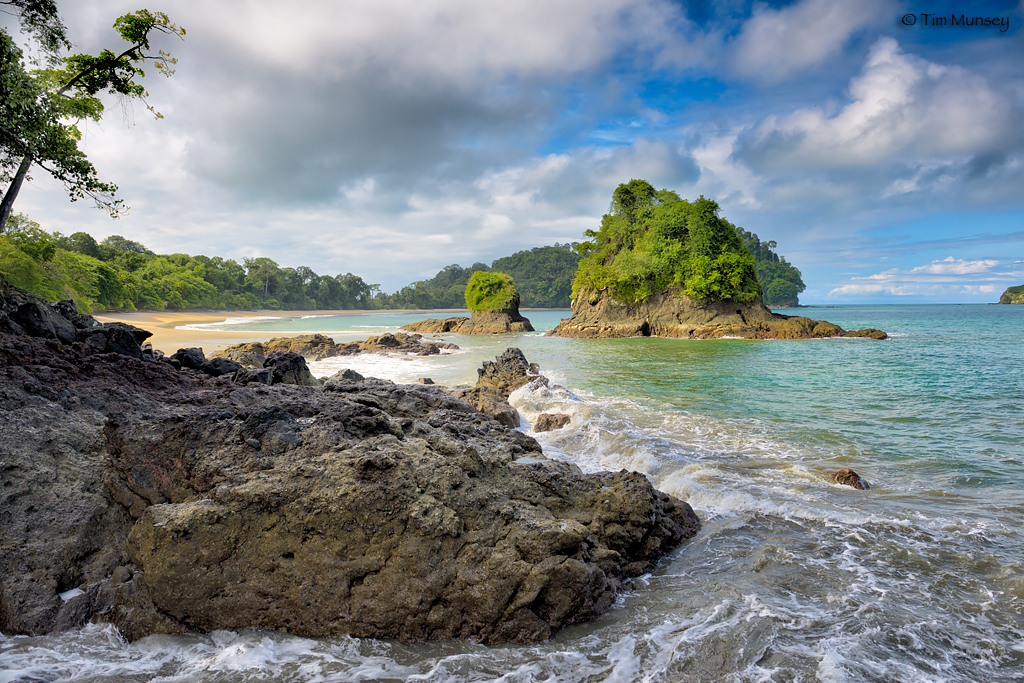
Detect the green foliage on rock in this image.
<box><xmin>736</xmin><ymin>228</ymin><xmax>806</xmax><ymax>307</ymax></box>
<box><xmin>572</xmin><ymin>180</ymin><xmax>760</xmax><ymax>304</ymax></box>
<box><xmin>999</xmin><ymin>285</ymin><xmax>1024</xmax><ymax>304</ymax></box>
<box><xmin>377</xmin><ymin>244</ymin><xmax>580</xmax><ymax>309</ymax></box>
<box><xmin>465</xmin><ymin>271</ymin><xmax>518</xmax><ymax>313</ymax></box>
<box><xmin>490</xmin><ymin>245</ymin><xmax>579</xmax><ymax>308</ymax></box>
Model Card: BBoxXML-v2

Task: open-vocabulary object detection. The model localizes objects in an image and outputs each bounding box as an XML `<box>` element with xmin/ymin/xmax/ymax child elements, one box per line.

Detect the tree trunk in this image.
<box><xmin>0</xmin><ymin>155</ymin><xmax>32</xmax><ymax>232</ymax></box>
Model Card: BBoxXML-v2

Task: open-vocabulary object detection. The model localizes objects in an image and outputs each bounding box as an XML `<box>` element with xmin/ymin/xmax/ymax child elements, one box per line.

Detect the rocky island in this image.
<box><xmin>403</xmin><ymin>271</ymin><xmax>535</xmax><ymax>335</ymax></box>
<box><xmin>551</xmin><ymin>181</ymin><xmax>886</xmax><ymax>340</ymax></box>
<box><xmin>0</xmin><ymin>274</ymin><xmax>699</xmax><ymax>643</ymax></box>
<box><xmin>999</xmin><ymin>285</ymin><xmax>1024</xmax><ymax>304</ymax></box>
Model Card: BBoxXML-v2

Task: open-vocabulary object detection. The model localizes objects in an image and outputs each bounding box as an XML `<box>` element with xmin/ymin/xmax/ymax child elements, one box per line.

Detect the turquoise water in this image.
<box><xmin>3</xmin><ymin>304</ymin><xmax>1024</xmax><ymax>681</ymax></box>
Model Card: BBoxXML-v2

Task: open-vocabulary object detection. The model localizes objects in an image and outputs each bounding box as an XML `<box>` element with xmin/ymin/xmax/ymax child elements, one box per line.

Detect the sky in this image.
<box><xmin>4</xmin><ymin>0</ymin><xmax>1024</xmax><ymax>302</ymax></box>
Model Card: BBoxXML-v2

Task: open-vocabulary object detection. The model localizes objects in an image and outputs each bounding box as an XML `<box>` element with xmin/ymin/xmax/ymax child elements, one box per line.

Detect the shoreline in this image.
<box><xmin>92</xmin><ymin>309</ymin><xmax>353</xmax><ymax>355</ymax></box>
<box><xmin>92</xmin><ymin>307</ymin><xmax>490</xmax><ymax>355</ymax></box>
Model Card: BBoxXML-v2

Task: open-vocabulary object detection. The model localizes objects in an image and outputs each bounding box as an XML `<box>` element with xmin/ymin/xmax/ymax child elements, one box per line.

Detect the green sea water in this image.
<box><xmin>3</xmin><ymin>304</ymin><xmax>1023</xmax><ymax>681</ymax></box>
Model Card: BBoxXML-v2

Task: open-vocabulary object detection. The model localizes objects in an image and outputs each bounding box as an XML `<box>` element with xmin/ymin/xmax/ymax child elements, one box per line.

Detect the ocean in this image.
<box><xmin>2</xmin><ymin>304</ymin><xmax>1023</xmax><ymax>682</ymax></box>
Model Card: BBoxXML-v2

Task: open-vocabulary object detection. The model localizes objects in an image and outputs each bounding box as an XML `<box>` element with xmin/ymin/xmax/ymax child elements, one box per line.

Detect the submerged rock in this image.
<box><xmin>830</xmin><ymin>468</ymin><xmax>869</xmax><ymax>490</ymax></box>
<box><xmin>535</xmin><ymin>413</ymin><xmax>571</xmax><ymax>432</ymax></box>
<box><xmin>550</xmin><ymin>287</ymin><xmax>887</xmax><ymax>340</ymax></box>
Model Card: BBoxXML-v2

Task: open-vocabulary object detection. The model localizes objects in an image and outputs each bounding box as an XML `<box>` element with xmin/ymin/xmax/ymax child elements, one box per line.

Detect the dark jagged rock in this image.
<box><xmin>477</xmin><ymin>347</ymin><xmax>541</xmax><ymax>398</ymax></box>
<box><xmin>325</xmin><ymin>368</ymin><xmax>365</xmax><ymax>382</ymax></box>
<box><xmin>0</xmin><ymin>326</ymin><xmax>701</xmax><ymax>643</ymax></box>
<box><xmin>551</xmin><ymin>288</ymin><xmax>887</xmax><ymax>340</ymax></box>
<box><xmin>0</xmin><ymin>274</ymin><xmax>151</xmax><ymax>358</ymax></box>
<box><xmin>831</xmin><ymin>468</ymin><xmax>869</xmax><ymax>490</ymax></box>
<box><xmin>264</xmin><ymin>351</ymin><xmax>319</xmax><ymax>386</ymax></box>
<box><xmin>442</xmin><ymin>348</ymin><xmax>545</xmax><ymax>427</ymax></box>
<box><xmin>535</xmin><ymin>413</ymin><xmax>571</xmax><ymax>432</ymax></box>
<box><xmin>170</xmin><ymin>347</ymin><xmax>209</xmax><ymax>372</ymax></box>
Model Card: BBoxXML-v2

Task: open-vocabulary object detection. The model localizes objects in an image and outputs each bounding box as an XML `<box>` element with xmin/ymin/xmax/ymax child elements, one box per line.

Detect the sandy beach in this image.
<box><xmin>93</xmin><ymin>308</ymin><xmax>471</xmax><ymax>355</ymax></box>
<box><xmin>93</xmin><ymin>309</ymin><xmax>356</xmax><ymax>355</ymax></box>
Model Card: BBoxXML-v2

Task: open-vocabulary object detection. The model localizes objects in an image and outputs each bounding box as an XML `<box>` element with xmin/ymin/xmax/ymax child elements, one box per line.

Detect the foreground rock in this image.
<box><xmin>551</xmin><ymin>288</ymin><xmax>886</xmax><ymax>340</ymax></box>
<box><xmin>444</xmin><ymin>348</ymin><xmax>545</xmax><ymax>428</ymax></box>
<box><xmin>0</xmin><ymin>285</ymin><xmax>700</xmax><ymax>643</ymax></box>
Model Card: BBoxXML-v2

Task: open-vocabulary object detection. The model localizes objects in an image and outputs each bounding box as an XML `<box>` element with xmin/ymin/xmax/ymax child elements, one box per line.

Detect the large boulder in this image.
<box><xmin>0</xmin><ymin>330</ymin><xmax>700</xmax><ymax>642</ymax></box>
<box><xmin>263</xmin><ymin>351</ymin><xmax>319</xmax><ymax>386</ymax></box>
<box><xmin>551</xmin><ymin>287</ymin><xmax>887</xmax><ymax>340</ymax></box>
<box><xmin>443</xmin><ymin>348</ymin><xmax>545</xmax><ymax>427</ymax></box>
<box><xmin>0</xmin><ymin>275</ymin><xmax>154</xmax><ymax>356</ymax></box>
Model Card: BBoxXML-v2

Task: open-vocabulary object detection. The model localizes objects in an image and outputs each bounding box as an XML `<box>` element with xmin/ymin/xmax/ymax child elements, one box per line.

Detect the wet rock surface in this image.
<box><xmin>830</xmin><ymin>468</ymin><xmax>870</xmax><ymax>490</ymax></box>
<box><xmin>443</xmin><ymin>348</ymin><xmax>547</xmax><ymax>428</ymax></box>
<box><xmin>0</xmin><ymin>280</ymin><xmax>700</xmax><ymax>643</ymax></box>
<box><xmin>535</xmin><ymin>413</ymin><xmax>571</xmax><ymax>432</ymax></box>
<box><xmin>551</xmin><ymin>288</ymin><xmax>887</xmax><ymax>340</ymax></box>
<box><xmin>214</xmin><ymin>333</ymin><xmax>457</xmax><ymax>366</ymax></box>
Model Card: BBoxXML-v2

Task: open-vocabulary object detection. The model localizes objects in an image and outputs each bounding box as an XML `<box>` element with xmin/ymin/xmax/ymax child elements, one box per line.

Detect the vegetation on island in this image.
<box><xmin>999</xmin><ymin>285</ymin><xmax>1024</xmax><ymax>304</ymax></box>
<box><xmin>736</xmin><ymin>228</ymin><xmax>806</xmax><ymax>307</ymax></box>
<box><xmin>378</xmin><ymin>244</ymin><xmax>580</xmax><ymax>309</ymax></box>
<box><xmin>572</xmin><ymin>180</ymin><xmax>760</xmax><ymax>305</ymax></box>
<box><xmin>464</xmin><ymin>271</ymin><xmax>518</xmax><ymax>313</ymax></box>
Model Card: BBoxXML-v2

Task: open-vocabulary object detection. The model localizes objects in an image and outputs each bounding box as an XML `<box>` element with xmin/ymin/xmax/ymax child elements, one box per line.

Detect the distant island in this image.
<box><xmin>999</xmin><ymin>285</ymin><xmax>1024</xmax><ymax>304</ymax></box>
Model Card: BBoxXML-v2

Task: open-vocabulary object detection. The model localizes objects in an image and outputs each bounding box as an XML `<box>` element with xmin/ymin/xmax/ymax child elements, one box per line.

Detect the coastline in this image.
<box><xmin>92</xmin><ymin>307</ymin><xmax>486</xmax><ymax>355</ymax></box>
<box><xmin>92</xmin><ymin>309</ymin><xmax>363</xmax><ymax>355</ymax></box>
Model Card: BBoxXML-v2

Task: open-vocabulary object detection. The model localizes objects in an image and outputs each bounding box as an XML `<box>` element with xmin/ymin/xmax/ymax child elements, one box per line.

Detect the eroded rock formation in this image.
<box><xmin>0</xmin><ymin>278</ymin><xmax>700</xmax><ymax>643</ymax></box>
<box><xmin>551</xmin><ymin>288</ymin><xmax>886</xmax><ymax>340</ymax></box>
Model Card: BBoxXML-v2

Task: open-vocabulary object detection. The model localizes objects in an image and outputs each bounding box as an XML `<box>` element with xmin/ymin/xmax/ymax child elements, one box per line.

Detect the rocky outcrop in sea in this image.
<box><xmin>551</xmin><ymin>287</ymin><xmax>887</xmax><ymax>340</ymax></box>
<box><xmin>0</xmin><ymin>275</ymin><xmax>699</xmax><ymax>643</ymax></box>
<box><xmin>401</xmin><ymin>278</ymin><xmax>535</xmax><ymax>335</ymax></box>
<box><xmin>998</xmin><ymin>285</ymin><xmax>1024</xmax><ymax>304</ymax></box>
<box><xmin>213</xmin><ymin>332</ymin><xmax>457</xmax><ymax>365</ymax></box>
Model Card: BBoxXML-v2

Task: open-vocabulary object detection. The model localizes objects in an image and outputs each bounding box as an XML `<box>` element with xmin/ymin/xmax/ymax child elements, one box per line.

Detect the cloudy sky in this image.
<box><xmin>5</xmin><ymin>0</ymin><xmax>1024</xmax><ymax>302</ymax></box>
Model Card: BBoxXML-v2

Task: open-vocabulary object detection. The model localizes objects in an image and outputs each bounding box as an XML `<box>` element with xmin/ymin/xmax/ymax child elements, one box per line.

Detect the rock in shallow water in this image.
<box><xmin>831</xmin><ymin>468</ymin><xmax>870</xmax><ymax>490</ymax></box>
<box><xmin>535</xmin><ymin>413</ymin><xmax>571</xmax><ymax>432</ymax></box>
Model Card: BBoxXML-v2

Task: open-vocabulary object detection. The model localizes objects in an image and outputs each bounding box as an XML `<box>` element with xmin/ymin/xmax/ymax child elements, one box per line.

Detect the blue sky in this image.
<box><xmin>5</xmin><ymin>0</ymin><xmax>1024</xmax><ymax>302</ymax></box>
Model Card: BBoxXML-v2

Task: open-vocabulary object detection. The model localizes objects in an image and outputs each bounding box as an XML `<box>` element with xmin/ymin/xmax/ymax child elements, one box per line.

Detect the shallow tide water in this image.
<box><xmin>3</xmin><ymin>304</ymin><xmax>1023</xmax><ymax>682</ymax></box>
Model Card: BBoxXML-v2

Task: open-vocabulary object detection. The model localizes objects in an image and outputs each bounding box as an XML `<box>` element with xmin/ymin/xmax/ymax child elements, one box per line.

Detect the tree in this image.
<box><xmin>573</xmin><ymin>181</ymin><xmax>759</xmax><ymax>304</ymax></box>
<box><xmin>0</xmin><ymin>9</ymin><xmax>184</xmax><ymax>228</ymax></box>
<box><xmin>102</xmin><ymin>234</ymin><xmax>153</xmax><ymax>254</ymax></box>
<box><xmin>0</xmin><ymin>1</ymin><xmax>69</xmax><ymax>59</ymax></box>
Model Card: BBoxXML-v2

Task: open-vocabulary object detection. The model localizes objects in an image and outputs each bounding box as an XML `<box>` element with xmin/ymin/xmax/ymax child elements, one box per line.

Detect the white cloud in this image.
<box><xmin>907</xmin><ymin>257</ymin><xmax>999</xmax><ymax>275</ymax></box>
<box><xmin>828</xmin><ymin>257</ymin><xmax>1020</xmax><ymax>300</ymax></box>
<box><xmin>730</xmin><ymin>0</ymin><xmax>886</xmax><ymax>80</ymax></box>
<box><xmin>735</xmin><ymin>37</ymin><xmax>1021</xmax><ymax>171</ymax></box>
